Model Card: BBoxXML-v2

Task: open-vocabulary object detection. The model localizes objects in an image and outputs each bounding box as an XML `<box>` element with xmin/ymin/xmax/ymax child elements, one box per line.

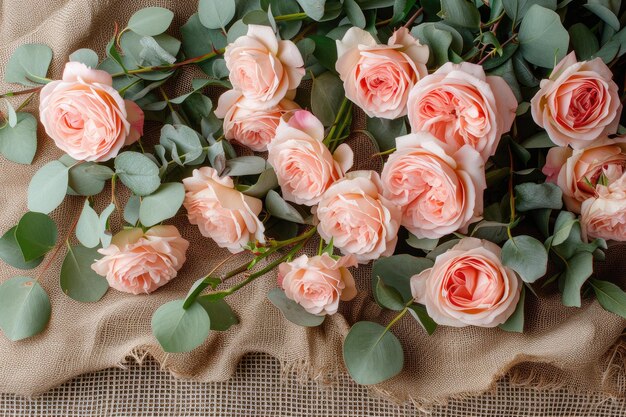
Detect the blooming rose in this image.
<box><xmin>215</xmin><ymin>89</ymin><xmax>300</xmax><ymax>152</ymax></box>
<box><xmin>336</xmin><ymin>27</ymin><xmax>429</xmax><ymax>119</ymax></box>
<box><xmin>407</xmin><ymin>62</ymin><xmax>517</xmax><ymax>161</ymax></box>
<box><xmin>410</xmin><ymin>237</ymin><xmax>521</xmax><ymax>327</ymax></box>
<box><xmin>267</xmin><ymin>110</ymin><xmax>354</xmax><ymax>206</ymax></box>
<box><xmin>225</xmin><ymin>24</ymin><xmax>305</xmax><ymax>109</ymax></box>
<box><xmin>39</xmin><ymin>62</ymin><xmax>144</xmax><ymax>162</ymax></box>
<box><xmin>183</xmin><ymin>167</ymin><xmax>265</xmax><ymax>253</ymax></box>
<box><xmin>278</xmin><ymin>253</ymin><xmax>358</xmax><ymax>315</ymax></box>
<box><xmin>315</xmin><ymin>170</ymin><xmax>401</xmax><ymax>263</ymax></box>
<box><xmin>531</xmin><ymin>52</ymin><xmax>622</xmax><ymax>149</ymax></box>
<box><xmin>381</xmin><ymin>132</ymin><xmax>486</xmax><ymax>239</ymax></box>
<box><xmin>542</xmin><ymin>136</ymin><xmax>626</xmax><ymax>213</ymax></box>
<box><xmin>581</xmin><ymin>174</ymin><xmax>626</xmax><ymax>242</ymax></box>
<box><xmin>91</xmin><ymin>226</ymin><xmax>189</xmax><ymax>295</ymax></box>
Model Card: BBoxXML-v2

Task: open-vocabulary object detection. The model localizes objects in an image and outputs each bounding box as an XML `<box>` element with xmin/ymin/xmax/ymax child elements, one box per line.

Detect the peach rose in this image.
<box><xmin>315</xmin><ymin>170</ymin><xmax>401</xmax><ymax>263</ymax></box>
<box><xmin>531</xmin><ymin>52</ymin><xmax>622</xmax><ymax>149</ymax></box>
<box><xmin>91</xmin><ymin>226</ymin><xmax>189</xmax><ymax>295</ymax></box>
<box><xmin>581</xmin><ymin>174</ymin><xmax>626</xmax><ymax>242</ymax></box>
<box><xmin>225</xmin><ymin>24</ymin><xmax>305</xmax><ymax>109</ymax></box>
<box><xmin>39</xmin><ymin>62</ymin><xmax>144</xmax><ymax>162</ymax></box>
<box><xmin>410</xmin><ymin>237</ymin><xmax>521</xmax><ymax>327</ymax></box>
<box><xmin>407</xmin><ymin>62</ymin><xmax>517</xmax><ymax>161</ymax></box>
<box><xmin>267</xmin><ymin>110</ymin><xmax>354</xmax><ymax>206</ymax></box>
<box><xmin>381</xmin><ymin>132</ymin><xmax>486</xmax><ymax>239</ymax></box>
<box><xmin>215</xmin><ymin>89</ymin><xmax>300</xmax><ymax>152</ymax></box>
<box><xmin>336</xmin><ymin>27</ymin><xmax>429</xmax><ymax>119</ymax></box>
<box><xmin>183</xmin><ymin>167</ymin><xmax>265</xmax><ymax>253</ymax></box>
<box><xmin>542</xmin><ymin>136</ymin><xmax>626</xmax><ymax>213</ymax></box>
<box><xmin>277</xmin><ymin>253</ymin><xmax>358</xmax><ymax>315</ymax></box>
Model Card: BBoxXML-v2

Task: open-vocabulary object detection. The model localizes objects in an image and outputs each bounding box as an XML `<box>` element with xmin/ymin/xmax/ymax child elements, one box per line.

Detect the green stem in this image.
<box><xmin>0</xmin><ymin>86</ymin><xmax>43</xmax><ymax>99</ymax></box>
<box><xmin>15</xmin><ymin>93</ymin><xmax>36</xmax><ymax>112</ymax></box>
<box><xmin>324</xmin><ymin>98</ymin><xmax>350</xmax><ymax>147</ymax></box>
<box><xmin>274</xmin><ymin>12</ymin><xmax>308</xmax><ymax>22</ymax></box>
<box><xmin>183</xmin><ymin>260</ymin><xmax>252</xmax><ymax>309</ymax></box>
<box><xmin>111</xmin><ymin>48</ymin><xmax>226</xmax><ymax>77</ymax></box>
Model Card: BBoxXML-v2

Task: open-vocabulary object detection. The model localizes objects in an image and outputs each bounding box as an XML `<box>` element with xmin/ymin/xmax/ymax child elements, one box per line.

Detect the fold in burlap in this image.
<box><xmin>1</xmin><ymin>0</ymin><xmax>625</xmax><ymax>404</ymax></box>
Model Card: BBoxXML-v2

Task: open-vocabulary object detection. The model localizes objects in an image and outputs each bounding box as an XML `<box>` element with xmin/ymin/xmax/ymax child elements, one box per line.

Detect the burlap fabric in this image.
<box><xmin>1</xmin><ymin>0</ymin><xmax>625</xmax><ymax>409</ymax></box>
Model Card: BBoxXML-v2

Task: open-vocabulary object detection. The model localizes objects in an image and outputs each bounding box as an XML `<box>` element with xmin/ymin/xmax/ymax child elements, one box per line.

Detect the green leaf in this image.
<box><xmin>589</xmin><ymin>279</ymin><xmax>626</xmax><ymax>319</ymax></box>
<box><xmin>344</xmin><ymin>0</ymin><xmax>366</xmax><ymax>28</ymax></box>
<box><xmin>552</xmin><ymin>211</ymin><xmax>577</xmax><ymax>246</ymax></box>
<box><xmin>2</xmin><ymin>99</ymin><xmax>17</xmax><ymax>128</ymax></box>
<box><xmin>584</xmin><ymin>3</ymin><xmax>620</xmax><ymax>31</ymax></box>
<box><xmin>569</xmin><ymin>23</ymin><xmax>599</xmax><ymax>61</ymax></box>
<box><xmin>225</xmin><ymin>156</ymin><xmax>267</xmax><ymax>176</ymax></box>
<box><xmin>139</xmin><ymin>183</ymin><xmax>185</xmax><ymax>227</ymax></box>
<box><xmin>407</xmin><ymin>303</ymin><xmax>437</xmax><ymax>335</ymax></box>
<box><xmin>518</xmin><ymin>5</ymin><xmax>569</xmax><ymax>68</ymax></box>
<box><xmin>181</xmin><ymin>14</ymin><xmax>227</xmax><ymax>75</ymax></box>
<box><xmin>114</xmin><ymin>151</ymin><xmax>160</xmax><ymax>196</ymax></box>
<box><xmin>366</xmin><ymin>117</ymin><xmax>407</xmax><ymax>151</ymax></box>
<box><xmin>295</xmin><ymin>0</ymin><xmax>325</xmax><ymax>20</ymax></box>
<box><xmin>60</xmin><ymin>244</ymin><xmax>108</xmax><ymax>303</ymax></box>
<box><xmin>199</xmin><ymin>0</ymin><xmax>236</xmax><ymax>29</ymax></box>
<box><xmin>14</xmin><ymin>212</ymin><xmax>57</xmax><ymax>262</ymax></box>
<box><xmin>151</xmin><ymin>300</ymin><xmax>211</xmax><ymax>353</ymax></box>
<box><xmin>66</xmin><ymin>162</ymin><xmax>114</xmax><ymax>196</ymax></box>
<box><xmin>309</xmin><ymin>35</ymin><xmax>338</xmax><ymax>73</ymax></box>
<box><xmin>0</xmin><ymin>276</ymin><xmax>51</xmax><ymax>341</ymax></box>
<box><xmin>197</xmin><ymin>298</ymin><xmax>239</xmax><ymax>331</ymax></box>
<box><xmin>76</xmin><ymin>200</ymin><xmax>101</xmax><ymax>248</ymax></box>
<box><xmin>0</xmin><ymin>112</ymin><xmax>37</xmax><ymax>164</ymax></box>
<box><xmin>4</xmin><ymin>44</ymin><xmax>53</xmax><ymax>86</ymax></box>
<box><xmin>406</xmin><ymin>234</ymin><xmax>439</xmax><ymax>251</ymax></box>
<box><xmin>502</xmin><ymin>235</ymin><xmax>548</xmax><ymax>283</ymax></box>
<box><xmin>499</xmin><ymin>286</ymin><xmax>525</xmax><ymax>332</ymax></box>
<box><xmin>521</xmin><ymin>131</ymin><xmax>555</xmax><ymax>148</ymax></box>
<box><xmin>440</xmin><ymin>0</ymin><xmax>481</xmax><ymax>29</ymax></box>
<box><xmin>27</xmin><ymin>160</ymin><xmax>69</xmax><ymax>214</ymax></box>
<box><xmin>128</xmin><ymin>7</ymin><xmax>174</xmax><ymax>36</ymax></box>
<box><xmin>562</xmin><ymin>251</ymin><xmax>594</xmax><ymax>307</ymax></box>
<box><xmin>426</xmin><ymin>239</ymin><xmax>461</xmax><ymax>261</ymax></box>
<box><xmin>267</xmin><ymin>288</ymin><xmax>326</xmax><ymax>327</ymax></box>
<box><xmin>0</xmin><ymin>227</ymin><xmax>43</xmax><ymax>270</ymax></box>
<box><xmin>266</xmin><ymin>190</ymin><xmax>306</xmax><ymax>223</ymax></box>
<box><xmin>372</xmin><ymin>255</ymin><xmax>434</xmax><ymax>302</ymax></box>
<box><xmin>241</xmin><ymin>168</ymin><xmax>279</xmax><ymax>198</ymax></box>
<box><xmin>502</xmin><ymin>0</ymin><xmax>556</xmax><ymax>24</ymax></box>
<box><xmin>374</xmin><ymin>277</ymin><xmax>405</xmax><ymax>311</ymax></box>
<box><xmin>311</xmin><ymin>72</ymin><xmax>344</xmax><ymax>126</ymax></box>
<box><xmin>69</xmin><ymin>48</ymin><xmax>99</xmax><ymax>67</ymax></box>
<box><xmin>124</xmin><ymin>195</ymin><xmax>141</xmax><ymax>226</ymax></box>
<box><xmin>98</xmin><ymin>203</ymin><xmax>116</xmax><ymax>248</ymax></box>
<box><xmin>343</xmin><ymin>321</ymin><xmax>404</xmax><ymax>385</ymax></box>
<box><xmin>160</xmin><ymin>124</ymin><xmax>205</xmax><ymax>165</ymax></box>
<box><xmin>515</xmin><ymin>182</ymin><xmax>563</xmax><ymax>211</ymax></box>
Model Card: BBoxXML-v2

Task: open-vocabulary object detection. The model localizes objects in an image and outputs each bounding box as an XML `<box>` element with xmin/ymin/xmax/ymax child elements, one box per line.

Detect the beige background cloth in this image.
<box><xmin>1</xmin><ymin>0</ymin><xmax>626</xmax><ymax>410</ymax></box>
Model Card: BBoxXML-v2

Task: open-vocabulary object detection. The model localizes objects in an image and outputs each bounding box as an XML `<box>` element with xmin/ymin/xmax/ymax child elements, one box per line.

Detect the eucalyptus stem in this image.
<box><xmin>0</xmin><ymin>86</ymin><xmax>43</xmax><ymax>99</ymax></box>
<box><xmin>111</xmin><ymin>48</ymin><xmax>226</xmax><ymax>77</ymax></box>
<box><xmin>274</xmin><ymin>12</ymin><xmax>308</xmax><ymax>21</ymax></box>
<box><xmin>324</xmin><ymin>98</ymin><xmax>350</xmax><ymax>147</ymax></box>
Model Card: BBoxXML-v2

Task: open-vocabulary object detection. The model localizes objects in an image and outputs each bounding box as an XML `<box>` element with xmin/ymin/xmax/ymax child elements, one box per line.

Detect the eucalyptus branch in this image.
<box><xmin>0</xmin><ymin>86</ymin><xmax>43</xmax><ymax>99</ymax></box>
<box><xmin>111</xmin><ymin>48</ymin><xmax>226</xmax><ymax>77</ymax></box>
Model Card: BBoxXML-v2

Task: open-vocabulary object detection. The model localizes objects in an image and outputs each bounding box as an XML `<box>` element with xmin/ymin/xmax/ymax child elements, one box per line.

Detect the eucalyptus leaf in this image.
<box><xmin>0</xmin><ymin>227</ymin><xmax>43</xmax><ymax>270</ymax></box>
<box><xmin>499</xmin><ymin>286</ymin><xmax>526</xmax><ymax>332</ymax></box>
<box><xmin>295</xmin><ymin>0</ymin><xmax>325</xmax><ymax>20</ymax></box>
<box><xmin>197</xmin><ymin>298</ymin><xmax>240</xmax><ymax>331</ymax></box>
<box><xmin>406</xmin><ymin>234</ymin><xmax>439</xmax><ymax>251</ymax></box>
<box><xmin>0</xmin><ymin>112</ymin><xmax>37</xmax><ymax>164</ymax></box>
<box><xmin>407</xmin><ymin>303</ymin><xmax>437</xmax><ymax>335</ymax></box>
<box><xmin>99</xmin><ymin>203</ymin><xmax>116</xmax><ymax>248</ymax></box>
<box><xmin>343</xmin><ymin>321</ymin><xmax>404</xmax><ymax>385</ymax></box>
<box><xmin>128</xmin><ymin>7</ymin><xmax>174</xmax><ymax>36</ymax></box>
<box><xmin>160</xmin><ymin>124</ymin><xmax>204</xmax><ymax>165</ymax></box>
<box><xmin>241</xmin><ymin>168</ymin><xmax>279</xmax><ymax>198</ymax></box>
<box><xmin>199</xmin><ymin>0</ymin><xmax>236</xmax><ymax>29</ymax></box>
<box><xmin>589</xmin><ymin>279</ymin><xmax>626</xmax><ymax>319</ymax></box>
<box><xmin>114</xmin><ymin>151</ymin><xmax>161</xmax><ymax>196</ymax></box>
<box><xmin>311</xmin><ymin>72</ymin><xmax>344</xmax><ymax>126</ymax></box>
<box><xmin>515</xmin><ymin>182</ymin><xmax>563</xmax><ymax>211</ymax></box>
<box><xmin>27</xmin><ymin>161</ymin><xmax>69</xmax><ymax>214</ymax></box>
<box><xmin>5</xmin><ymin>44</ymin><xmax>53</xmax><ymax>86</ymax></box>
<box><xmin>562</xmin><ymin>251</ymin><xmax>594</xmax><ymax>307</ymax></box>
<box><xmin>266</xmin><ymin>190</ymin><xmax>305</xmax><ymax>223</ymax></box>
<box><xmin>267</xmin><ymin>288</ymin><xmax>326</xmax><ymax>327</ymax></box>
<box><xmin>151</xmin><ymin>300</ymin><xmax>211</xmax><ymax>353</ymax></box>
<box><xmin>372</xmin><ymin>255</ymin><xmax>434</xmax><ymax>302</ymax></box>
<box><xmin>139</xmin><ymin>183</ymin><xmax>185</xmax><ymax>227</ymax></box>
<box><xmin>502</xmin><ymin>235</ymin><xmax>548</xmax><ymax>283</ymax></box>
<box><xmin>14</xmin><ymin>212</ymin><xmax>57</xmax><ymax>262</ymax></box>
<box><xmin>502</xmin><ymin>0</ymin><xmax>556</xmax><ymax>24</ymax></box>
<box><xmin>366</xmin><ymin>117</ymin><xmax>407</xmax><ymax>151</ymax></box>
<box><xmin>584</xmin><ymin>3</ymin><xmax>620</xmax><ymax>31</ymax></box>
<box><xmin>440</xmin><ymin>0</ymin><xmax>481</xmax><ymax>29</ymax></box>
<box><xmin>225</xmin><ymin>156</ymin><xmax>267</xmax><ymax>176</ymax></box>
<box><xmin>60</xmin><ymin>245</ymin><xmax>108</xmax><ymax>303</ymax></box>
<box><xmin>75</xmin><ymin>200</ymin><xmax>101</xmax><ymax>248</ymax></box>
<box><xmin>569</xmin><ymin>23</ymin><xmax>599</xmax><ymax>60</ymax></box>
<box><xmin>344</xmin><ymin>0</ymin><xmax>366</xmax><ymax>28</ymax></box>
<box><xmin>374</xmin><ymin>277</ymin><xmax>405</xmax><ymax>311</ymax></box>
<box><xmin>124</xmin><ymin>195</ymin><xmax>141</xmax><ymax>226</ymax></box>
<box><xmin>69</xmin><ymin>48</ymin><xmax>99</xmax><ymax>67</ymax></box>
<box><xmin>518</xmin><ymin>5</ymin><xmax>569</xmax><ymax>68</ymax></box>
<box><xmin>67</xmin><ymin>162</ymin><xmax>114</xmax><ymax>196</ymax></box>
<box><xmin>181</xmin><ymin>14</ymin><xmax>227</xmax><ymax>75</ymax></box>
<box><xmin>0</xmin><ymin>276</ymin><xmax>51</xmax><ymax>341</ymax></box>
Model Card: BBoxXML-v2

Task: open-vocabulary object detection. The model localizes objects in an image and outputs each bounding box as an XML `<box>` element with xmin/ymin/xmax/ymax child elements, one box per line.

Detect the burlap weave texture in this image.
<box><xmin>0</xmin><ymin>0</ymin><xmax>625</xmax><ymax>406</ymax></box>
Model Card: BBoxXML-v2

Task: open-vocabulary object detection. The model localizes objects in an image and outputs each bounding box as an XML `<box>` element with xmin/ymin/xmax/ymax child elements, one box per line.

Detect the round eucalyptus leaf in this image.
<box><xmin>407</xmin><ymin>303</ymin><xmax>437</xmax><ymax>335</ymax></box>
<box><xmin>589</xmin><ymin>279</ymin><xmax>626</xmax><ymax>319</ymax></box>
<box><xmin>267</xmin><ymin>288</ymin><xmax>325</xmax><ymax>327</ymax></box>
<box><xmin>69</xmin><ymin>48</ymin><xmax>99</xmax><ymax>68</ymax></box>
<box><xmin>139</xmin><ymin>183</ymin><xmax>185</xmax><ymax>227</ymax></box>
<box><xmin>4</xmin><ymin>44</ymin><xmax>53</xmax><ymax>86</ymax></box>
<box><xmin>60</xmin><ymin>245</ymin><xmax>108</xmax><ymax>303</ymax></box>
<box><xmin>440</xmin><ymin>0</ymin><xmax>481</xmax><ymax>29</ymax></box>
<box><xmin>114</xmin><ymin>151</ymin><xmax>160</xmax><ymax>196</ymax></box>
<box><xmin>75</xmin><ymin>201</ymin><xmax>101</xmax><ymax>249</ymax></box>
<box><xmin>0</xmin><ymin>113</ymin><xmax>37</xmax><ymax>165</ymax></box>
<box><xmin>502</xmin><ymin>235</ymin><xmax>548</xmax><ymax>283</ymax></box>
<box><xmin>15</xmin><ymin>212</ymin><xmax>57</xmax><ymax>262</ymax></box>
<box><xmin>518</xmin><ymin>5</ymin><xmax>569</xmax><ymax>68</ymax></box>
<box><xmin>197</xmin><ymin>298</ymin><xmax>239</xmax><ymax>331</ymax></box>
<box><xmin>27</xmin><ymin>160</ymin><xmax>69</xmax><ymax>214</ymax></box>
<box><xmin>0</xmin><ymin>276</ymin><xmax>51</xmax><ymax>341</ymax></box>
<box><xmin>499</xmin><ymin>286</ymin><xmax>526</xmax><ymax>333</ymax></box>
<box><xmin>372</xmin><ymin>255</ymin><xmax>434</xmax><ymax>302</ymax></box>
<box><xmin>151</xmin><ymin>300</ymin><xmax>210</xmax><ymax>353</ymax></box>
<box><xmin>128</xmin><ymin>7</ymin><xmax>174</xmax><ymax>36</ymax></box>
<box><xmin>502</xmin><ymin>0</ymin><xmax>556</xmax><ymax>24</ymax></box>
<box><xmin>344</xmin><ymin>0</ymin><xmax>366</xmax><ymax>28</ymax></box>
<box><xmin>311</xmin><ymin>72</ymin><xmax>344</xmax><ymax>126</ymax></box>
<box><xmin>295</xmin><ymin>0</ymin><xmax>325</xmax><ymax>20</ymax></box>
<box><xmin>124</xmin><ymin>195</ymin><xmax>141</xmax><ymax>226</ymax></box>
<box><xmin>374</xmin><ymin>277</ymin><xmax>405</xmax><ymax>311</ymax></box>
<box><xmin>514</xmin><ymin>182</ymin><xmax>563</xmax><ymax>211</ymax></box>
<box><xmin>199</xmin><ymin>0</ymin><xmax>236</xmax><ymax>29</ymax></box>
<box><xmin>0</xmin><ymin>227</ymin><xmax>43</xmax><ymax>270</ymax></box>
<box><xmin>343</xmin><ymin>321</ymin><xmax>404</xmax><ymax>385</ymax></box>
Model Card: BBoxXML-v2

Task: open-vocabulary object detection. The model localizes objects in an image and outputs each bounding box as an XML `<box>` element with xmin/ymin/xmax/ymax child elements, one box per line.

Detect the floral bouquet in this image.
<box><xmin>0</xmin><ymin>0</ymin><xmax>625</xmax><ymax>386</ymax></box>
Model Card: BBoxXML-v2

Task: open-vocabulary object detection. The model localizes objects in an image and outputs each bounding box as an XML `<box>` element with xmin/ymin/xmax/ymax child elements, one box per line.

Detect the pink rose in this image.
<box><xmin>581</xmin><ymin>174</ymin><xmax>626</xmax><ymax>242</ymax></box>
<box><xmin>410</xmin><ymin>237</ymin><xmax>521</xmax><ymax>327</ymax></box>
<box><xmin>407</xmin><ymin>62</ymin><xmax>517</xmax><ymax>161</ymax></box>
<box><xmin>215</xmin><ymin>89</ymin><xmax>300</xmax><ymax>152</ymax></box>
<box><xmin>336</xmin><ymin>27</ymin><xmax>429</xmax><ymax>119</ymax></box>
<box><xmin>381</xmin><ymin>132</ymin><xmax>486</xmax><ymax>239</ymax></box>
<box><xmin>315</xmin><ymin>170</ymin><xmax>401</xmax><ymax>263</ymax></box>
<box><xmin>225</xmin><ymin>24</ymin><xmax>305</xmax><ymax>109</ymax></box>
<box><xmin>531</xmin><ymin>52</ymin><xmax>622</xmax><ymax>149</ymax></box>
<box><xmin>183</xmin><ymin>167</ymin><xmax>265</xmax><ymax>253</ymax></box>
<box><xmin>267</xmin><ymin>110</ymin><xmax>354</xmax><ymax>206</ymax></box>
<box><xmin>39</xmin><ymin>62</ymin><xmax>144</xmax><ymax>162</ymax></box>
<box><xmin>91</xmin><ymin>226</ymin><xmax>189</xmax><ymax>295</ymax></box>
<box><xmin>542</xmin><ymin>136</ymin><xmax>626</xmax><ymax>213</ymax></box>
<box><xmin>277</xmin><ymin>253</ymin><xmax>358</xmax><ymax>315</ymax></box>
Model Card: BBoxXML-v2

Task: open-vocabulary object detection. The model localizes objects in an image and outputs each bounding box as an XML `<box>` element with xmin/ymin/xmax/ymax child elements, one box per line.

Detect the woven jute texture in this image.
<box><xmin>1</xmin><ymin>0</ymin><xmax>626</xmax><ymax>410</ymax></box>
